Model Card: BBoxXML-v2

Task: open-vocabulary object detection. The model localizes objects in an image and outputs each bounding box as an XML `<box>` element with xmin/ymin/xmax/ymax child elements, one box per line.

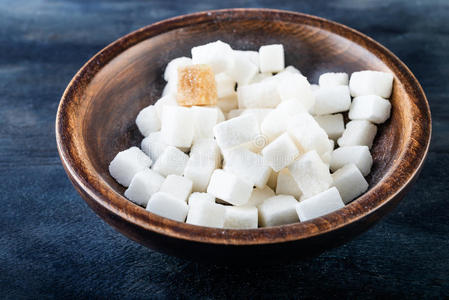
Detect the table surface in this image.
<box><xmin>1</xmin><ymin>0</ymin><xmax>448</xmax><ymax>298</ymax></box>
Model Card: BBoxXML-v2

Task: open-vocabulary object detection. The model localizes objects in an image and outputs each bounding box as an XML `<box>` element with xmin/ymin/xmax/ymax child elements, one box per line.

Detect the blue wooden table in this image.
<box><xmin>1</xmin><ymin>1</ymin><xmax>447</xmax><ymax>298</ymax></box>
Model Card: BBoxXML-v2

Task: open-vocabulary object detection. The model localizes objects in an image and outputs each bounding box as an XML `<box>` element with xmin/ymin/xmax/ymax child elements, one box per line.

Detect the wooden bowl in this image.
<box><xmin>56</xmin><ymin>9</ymin><xmax>431</xmax><ymax>263</ymax></box>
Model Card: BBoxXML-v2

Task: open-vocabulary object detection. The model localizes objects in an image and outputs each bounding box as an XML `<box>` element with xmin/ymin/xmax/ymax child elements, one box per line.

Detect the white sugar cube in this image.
<box><xmin>188</xmin><ymin>192</ymin><xmax>215</xmax><ymax>206</ymax></box>
<box><xmin>223</xmin><ymin>147</ymin><xmax>271</xmax><ymax>188</ymax></box>
<box><xmin>234</xmin><ymin>50</ymin><xmax>259</xmax><ymax>69</ymax></box>
<box><xmin>288</xmin><ymin>150</ymin><xmax>333</xmax><ymax>199</ymax></box>
<box><xmin>224</xmin><ymin>206</ymin><xmax>258</xmax><ymax>229</ymax></box>
<box><xmin>163</xmin><ymin>57</ymin><xmax>192</xmax><ymax>82</ymax></box>
<box><xmin>262</xmin><ymin>133</ymin><xmax>300</xmax><ymax>172</ymax></box>
<box><xmin>349</xmin><ymin>70</ymin><xmax>394</xmax><ymax>98</ymax></box>
<box><xmin>313</xmin><ymin>85</ymin><xmax>351</xmax><ymax>115</ymax></box>
<box><xmin>318</xmin><ymin>72</ymin><xmax>349</xmax><ymax>87</ymax></box>
<box><xmin>141</xmin><ymin>131</ymin><xmax>168</xmax><ymax>162</ymax></box>
<box><xmin>186</xmin><ymin>200</ymin><xmax>226</xmax><ymax>228</ymax></box>
<box><xmin>237</xmin><ymin>80</ymin><xmax>281</xmax><ymax>108</ymax></box>
<box><xmin>244</xmin><ymin>185</ymin><xmax>275</xmax><ymax>207</ymax></box>
<box><xmin>191</xmin><ymin>106</ymin><xmax>218</xmax><ymax>140</ymax></box>
<box><xmin>215</xmin><ymin>73</ymin><xmax>236</xmax><ymax>99</ymax></box>
<box><xmin>314</xmin><ymin>114</ymin><xmax>345</xmax><ymax>140</ymax></box>
<box><xmin>124</xmin><ymin>169</ymin><xmax>165</xmax><ymax>206</ymax></box>
<box><xmin>152</xmin><ymin>146</ymin><xmax>189</xmax><ymax>177</ymax></box>
<box><xmin>296</xmin><ymin>187</ymin><xmax>344</xmax><ymax>221</ymax></box>
<box><xmin>337</xmin><ymin>120</ymin><xmax>377</xmax><ymax>149</ymax></box>
<box><xmin>146</xmin><ymin>192</ymin><xmax>189</xmax><ymax>222</ymax></box>
<box><xmin>349</xmin><ymin>95</ymin><xmax>392</xmax><ymax>124</ymax></box>
<box><xmin>135</xmin><ymin>105</ymin><xmax>161</xmax><ymax>137</ymax></box>
<box><xmin>259</xmin><ymin>44</ymin><xmax>285</xmax><ymax>73</ymax></box>
<box><xmin>109</xmin><ymin>147</ymin><xmax>152</xmax><ymax>187</ymax></box>
<box><xmin>332</xmin><ymin>163</ymin><xmax>369</xmax><ymax>204</ymax></box>
<box><xmin>216</xmin><ymin>93</ymin><xmax>238</xmax><ymax>113</ymax></box>
<box><xmin>154</xmin><ymin>94</ymin><xmax>177</xmax><ymax>119</ymax></box>
<box><xmin>258</xmin><ymin>195</ymin><xmax>299</xmax><ymax>227</ymax></box>
<box><xmin>191</xmin><ymin>40</ymin><xmax>234</xmax><ymax>73</ymax></box>
<box><xmin>207</xmin><ymin>169</ymin><xmax>253</xmax><ymax>206</ymax></box>
<box><xmin>330</xmin><ymin>146</ymin><xmax>373</xmax><ymax>176</ymax></box>
<box><xmin>184</xmin><ymin>139</ymin><xmax>220</xmax><ymax>192</ymax></box>
<box><xmin>275</xmin><ymin>72</ymin><xmax>315</xmax><ymax>111</ymax></box>
<box><xmin>213</xmin><ymin>114</ymin><xmax>260</xmax><ymax>150</ymax></box>
<box><xmin>261</xmin><ymin>99</ymin><xmax>307</xmax><ymax>139</ymax></box>
<box><xmin>160</xmin><ymin>106</ymin><xmax>194</xmax><ymax>148</ymax></box>
<box><xmin>226</xmin><ymin>51</ymin><xmax>258</xmax><ymax>84</ymax></box>
<box><xmin>159</xmin><ymin>175</ymin><xmax>193</xmax><ymax>203</ymax></box>
<box><xmin>276</xmin><ymin>169</ymin><xmax>302</xmax><ymax>199</ymax></box>
<box><xmin>287</xmin><ymin>112</ymin><xmax>333</xmax><ymax>159</ymax></box>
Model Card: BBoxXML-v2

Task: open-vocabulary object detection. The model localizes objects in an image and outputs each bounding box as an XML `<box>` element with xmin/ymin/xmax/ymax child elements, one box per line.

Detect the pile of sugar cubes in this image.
<box><xmin>109</xmin><ymin>40</ymin><xmax>393</xmax><ymax>229</ymax></box>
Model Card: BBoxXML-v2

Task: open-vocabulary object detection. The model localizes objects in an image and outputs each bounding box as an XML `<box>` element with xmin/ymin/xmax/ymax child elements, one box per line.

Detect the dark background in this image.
<box><xmin>1</xmin><ymin>0</ymin><xmax>448</xmax><ymax>298</ymax></box>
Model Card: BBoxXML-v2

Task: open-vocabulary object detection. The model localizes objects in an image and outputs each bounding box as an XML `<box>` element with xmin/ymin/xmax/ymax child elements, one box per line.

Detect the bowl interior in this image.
<box><xmin>58</xmin><ymin>10</ymin><xmax>429</xmax><ymax>245</ymax></box>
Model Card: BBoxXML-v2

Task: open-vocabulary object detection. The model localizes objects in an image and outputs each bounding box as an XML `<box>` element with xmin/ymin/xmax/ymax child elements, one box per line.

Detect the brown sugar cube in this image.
<box><xmin>177</xmin><ymin>64</ymin><xmax>218</xmax><ymax>106</ymax></box>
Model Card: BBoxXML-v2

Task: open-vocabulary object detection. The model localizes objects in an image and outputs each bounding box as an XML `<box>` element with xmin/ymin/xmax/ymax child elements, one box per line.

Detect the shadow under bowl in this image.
<box><xmin>56</xmin><ymin>8</ymin><xmax>431</xmax><ymax>263</ymax></box>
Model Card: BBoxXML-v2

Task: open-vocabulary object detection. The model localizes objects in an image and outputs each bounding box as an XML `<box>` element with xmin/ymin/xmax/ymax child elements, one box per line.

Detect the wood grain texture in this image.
<box><xmin>1</xmin><ymin>1</ymin><xmax>447</xmax><ymax>298</ymax></box>
<box><xmin>56</xmin><ymin>9</ymin><xmax>430</xmax><ymax>261</ymax></box>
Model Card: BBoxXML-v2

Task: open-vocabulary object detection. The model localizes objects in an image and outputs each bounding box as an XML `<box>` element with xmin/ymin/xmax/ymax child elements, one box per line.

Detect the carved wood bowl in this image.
<box><xmin>56</xmin><ymin>9</ymin><xmax>431</xmax><ymax>263</ymax></box>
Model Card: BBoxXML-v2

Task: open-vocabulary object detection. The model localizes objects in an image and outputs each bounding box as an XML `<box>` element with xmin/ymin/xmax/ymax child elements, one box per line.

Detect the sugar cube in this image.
<box><xmin>349</xmin><ymin>70</ymin><xmax>394</xmax><ymax>98</ymax></box>
<box><xmin>226</xmin><ymin>51</ymin><xmax>258</xmax><ymax>84</ymax></box>
<box><xmin>330</xmin><ymin>146</ymin><xmax>373</xmax><ymax>176</ymax></box>
<box><xmin>141</xmin><ymin>131</ymin><xmax>168</xmax><ymax>162</ymax></box>
<box><xmin>213</xmin><ymin>114</ymin><xmax>260</xmax><ymax>150</ymax></box>
<box><xmin>191</xmin><ymin>40</ymin><xmax>234</xmax><ymax>73</ymax></box>
<box><xmin>313</xmin><ymin>85</ymin><xmax>351</xmax><ymax>115</ymax></box>
<box><xmin>234</xmin><ymin>50</ymin><xmax>260</xmax><ymax>69</ymax></box>
<box><xmin>318</xmin><ymin>72</ymin><xmax>349</xmax><ymax>87</ymax></box>
<box><xmin>184</xmin><ymin>139</ymin><xmax>220</xmax><ymax>192</ymax></box>
<box><xmin>332</xmin><ymin>163</ymin><xmax>369</xmax><ymax>204</ymax></box>
<box><xmin>177</xmin><ymin>64</ymin><xmax>217</xmax><ymax>106</ymax></box>
<box><xmin>223</xmin><ymin>147</ymin><xmax>271</xmax><ymax>188</ymax></box>
<box><xmin>160</xmin><ymin>106</ymin><xmax>194</xmax><ymax>148</ymax></box>
<box><xmin>152</xmin><ymin>146</ymin><xmax>189</xmax><ymax>177</ymax></box>
<box><xmin>244</xmin><ymin>185</ymin><xmax>275</xmax><ymax>207</ymax></box>
<box><xmin>261</xmin><ymin>99</ymin><xmax>307</xmax><ymax>139</ymax></box>
<box><xmin>349</xmin><ymin>95</ymin><xmax>392</xmax><ymax>124</ymax></box>
<box><xmin>215</xmin><ymin>73</ymin><xmax>236</xmax><ymax>99</ymax></box>
<box><xmin>159</xmin><ymin>175</ymin><xmax>193</xmax><ymax>203</ymax></box>
<box><xmin>146</xmin><ymin>192</ymin><xmax>189</xmax><ymax>222</ymax></box>
<box><xmin>186</xmin><ymin>200</ymin><xmax>226</xmax><ymax>228</ymax></box>
<box><xmin>266</xmin><ymin>169</ymin><xmax>278</xmax><ymax>190</ymax></box>
<box><xmin>154</xmin><ymin>94</ymin><xmax>177</xmax><ymax>119</ymax></box>
<box><xmin>262</xmin><ymin>133</ymin><xmax>300</xmax><ymax>172</ymax></box>
<box><xmin>314</xmin><ymin>114</ymin><xmax>345</xmax><ymax>140</ymax></box>
<box><xmin>237</xmin><ymin>80</ymin><xmax>281</xmax><ymax>108</ymax></box>
<box><xmin>275</xmin><ymin>72</ymin><xmax>315</xmax><ymax>111</ymax></box>
<box><xmin>216</xmin><ymin>93</ymin><xmax>238</xmax><ymax>113</ymax></box>
<box><xmin>135</xmin><ymin>105</ymin><xmax>160</xmax><ymax>137</ymax></box>
<box><xmin>224</xmin><ymin>206</ymin><xmax>258</xmax><ymax>229</ymax></box>
<box><xmin>258</xmin><ymin>195</ymin><xmax>299</xmax><ymax>227</ymax></box>
<box><xmin>188</xmin><ymin>192</ymin><xmax>215</xmax><ymax>206</ymax></box>
<box><xmin>124</xmin><ymin>169</ymin><xmax>165</xmax><ymax>206</ymax></box>
<box><xmin>207</xmin><ymin>169</ymin><xmax>253</xmax><ymax>206</ymax></box>
<box><xmin>109</xmin><ymin>146</ymin><xmax>152</xmax><ymax>187</ymax></box>
<box><xmin>287</xmin><ymin>112</ymin><xmax>333</xmax><ymax>159</ymax></box>
<box><xmin>288</xmin><ymin>150</ymin><xmax>333</xmax><ymax>199</ymax></box>
<box><xmin>337</xmin><ymin>120</ymin><xmax>377</xmax><ymax>149</ymax></box>
<box><xmin>259</xmin><ymin>44</ymin><xmax>285</xmax><ymax>73</ymax></box>
<box><xmin>250</xmin><ymin>72</ymin><xmax>273</xmax><ymax>84</ymax></box>
<box><xmin>191</xmin><ymin>106</ymin><xmax>218</xmax><ymax>140</ymax></box>
<box><xmin>276</xmin><ymin>169</ymin><xmax>302</xmax><ymax>199</ymax></box>
<box><xmin>296</xmin><ymin>187</ymin><xmax>344</xmax><ymax>221</ymax></box>
<box><xmin>163</xmin><ymin>57</ymin><xmax>192</xmax><ymax>82</ymax></box>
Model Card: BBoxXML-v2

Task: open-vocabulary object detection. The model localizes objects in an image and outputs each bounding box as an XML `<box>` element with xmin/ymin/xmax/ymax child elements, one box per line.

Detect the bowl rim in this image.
<box><xmin>56</xmin><ymin>8</ymin><xmax>431</xmax><ymax>246</ymax></box>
